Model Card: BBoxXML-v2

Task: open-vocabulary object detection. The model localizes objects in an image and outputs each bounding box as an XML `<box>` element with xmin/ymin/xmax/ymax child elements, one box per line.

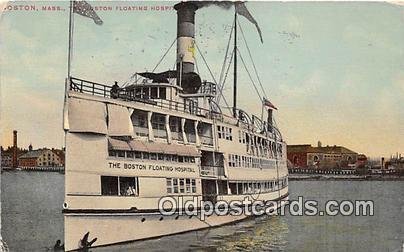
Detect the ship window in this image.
<box><xmin>217</xmin><ymin>126</ymin><xmax>222</xmax><ymax>138</ymax></box>
<box><xmin>173</xmin><ymin>179</ymin><xmax>179</xmax><ymax>193</ymax></box>
<box><xmin>143</xmin><ymin>152</ymin><xmax>149</xmax><ymax>160</ymax></box>
<box><xmin>135</xmin><ymin>88</ymin><xmax>141</xmax><ymax>98</ymax></box>
<box><xmin>185</xmin><ymin>179</ymin><xmax>191</xmax><ymax>193</ymax></box>
<box><xmin>159</xmin><ymin>87</ymin><xmax>166</xmax><ymax>99</ymax></box>
<box><xmin>237</xmin><ymin>183</ymin><xmax>243</xmax><ymax>194</ymax></box>
<box><xmin>248</xmin><ymin>183</ymin><xmax>253</xmax><ymax>193</ymax></box>
<box><xmin>178</xmin><ymin>156</ymin><xmax>184</xmax><ymax>163</ymax></box>
<box><xmin>167</xmin><ymin>178</ymin><xmax>196</xmax><ymax>194</ymax></box>
<box><xmin>151</xmin><ymin>113</ymin><xmax>165</xmax><ymax>129</ymax></box>
<box><xmin>109</xmin><ymin>150</ymin><xmax>117</xmax><ymax>157</ymax></box>
<box><xmin>101</xmin><ymin>176</ymin><xmax>139</xmax><ymax>196</ymax></box>
<box><xmin>169</xmin><ymin>117</ymin><xmax>182</xmax><ymax>133</ymax></box>
<box><xmin>101</xmin><ymin>176</ymin><xmax>118</xmax><ymax>196</ymax></box>
<box><xmin>229</xmin><ymin>183</ymin><xmax>237</xmax><ymax>194</ymax></box>
<box><xmin>166</xmin><ymin>179</ymin><xmax>172</xmax><ymax>193</ymax></box>
<box><xmin>126</xmin><ymin>151</ymin><xmax>134</xmax><ymax>159</ymax></box>
<box><xmin>191</xmin><ymin>179</ymin><xmax>196</xmax><ymax>193</ymax></box>
<box><xmin>135</xmin><ymin>151</ymin><xmax>142</xmax><ymax>159</ymax></box>
<box><xmin>151</xmin><ymin>87</ymin><xmax>158</xmax><ymax>99</ymax></box>
<box><xmin>117</xmin><ymin>151</ymin><xmax>125</xmax><ymax>158</ymax></box>
<box><xmin>132</xmin><ymin>110</ymin><xmax>148</xmax><ymax>128</ymax></box>
<box><xmin>157</xmin><ymin>153</ymin><xmax>164</xmax><ymax>160</ymax></box>
<box><xmin>150</xmin><ymin>153</ymin><xmax>157</xmax><ymax>160</ymax></box>
<box><xmin>227</xmin><ymin>128</ymin><xmax>232</xmax><ymax>141</ymax></box>
<box><xmin>179</xmin><ymin>179</ymin><xmax>185</xmax><ymax>193</ymax></box>
<box><xmin>217</xmin><ymin>126</ymin><xmax>232</xmax><ymax>140</ymax></box>
<box><xmin>171</xmin><ymin>155</ymin><xmax>178</xmax><ymax>162</ymax></box>
<box><xmin>144</xmin><ymin>87</ymin><xmax>150</xmax><ymax>99</ymax></box>
<box><xmin>119</xmin><ymin>177</ymin><xmax>139</xmax><ymax>196</ymax></box>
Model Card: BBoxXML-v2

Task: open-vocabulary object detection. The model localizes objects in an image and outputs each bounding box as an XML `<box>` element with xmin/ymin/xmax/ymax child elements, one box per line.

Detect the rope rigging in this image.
<box><xmin>195</xmin><ymin>41</ymin><xmax>233</xmax><ymax>115</ymax></box>
<box><xmin>237</xmin><ymin>19</ymin><xmax>268</xmax><ymax>99</ymax></box>
<box><xmin>151</xmin><ymin>38</ymin><xmax>177</xmax><ymax>73</ymax></box>
<box><xmin>218</xmin><ymin>21</ymin><xmax>235</xmax><ymax>91</ymax></box>
<box><xmin>122</xmin><ymin>38</ymin><xmax>177</xmax><ymax>88</ymax></box>
<box><xmin>121</xmin><ymin>13</ymin><xmax>274</xmax><ymax>122</ymax></box>
<box><xmin>217</xmin><ymin>49</ymin><xmax>235</xmax><ymax>105</ymax></box>
<box><xmin>237</xmin><ymin>47</ymin><xmax>263</xmax><ymax>103</ymax></box>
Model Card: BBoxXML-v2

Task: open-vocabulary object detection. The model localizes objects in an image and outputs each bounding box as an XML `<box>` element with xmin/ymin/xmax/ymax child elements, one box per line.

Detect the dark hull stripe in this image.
<box><xmin>63</xmin><ymin>193</ymin><xmax>289</xmax><ymax>214</ymax></box>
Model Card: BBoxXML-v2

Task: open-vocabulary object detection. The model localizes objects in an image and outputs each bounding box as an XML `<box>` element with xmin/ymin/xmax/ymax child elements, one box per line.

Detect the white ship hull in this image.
<box><xmin>64</xmin><ymin>195</ymin><xmax>289</xmax><ymax>251</ymax></box>
<box><xmin>63</xmin><ymin>90</ymin><xmax>289</xmax><ymax>251</ymax></box>
<box><xmin>64</xmin><ymin>3</ymin><xmax>289</xmax><ymax>250</ymax></box>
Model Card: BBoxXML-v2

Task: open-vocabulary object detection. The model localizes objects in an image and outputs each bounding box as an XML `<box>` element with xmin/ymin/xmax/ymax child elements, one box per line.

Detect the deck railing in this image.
<box><xmin>69</xmin><ymin>77</ymin><xmax>281</xmax><ymax>140</ymax></box>
<box><xmin>70</xmin><ymin>77</ymin><xmax>218</xmax><ymax>118</ymax></box>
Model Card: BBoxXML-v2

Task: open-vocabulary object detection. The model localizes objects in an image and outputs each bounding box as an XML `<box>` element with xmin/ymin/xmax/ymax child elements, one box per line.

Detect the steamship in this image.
<box><xmin>63</xmin><ymin>2</ymin><xmax>288</xmax><ymax>251</ymax></box>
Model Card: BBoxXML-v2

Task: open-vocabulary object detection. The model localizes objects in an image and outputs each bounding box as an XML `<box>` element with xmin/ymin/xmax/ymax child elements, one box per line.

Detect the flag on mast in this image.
<box><xmin>73</xmin><ymin>0</ymin><xmax>103</xmax><ymax>25</ymax></box>
<box><xmin>234</xmin><ymin>2</ymin><xmax>263</xmax><ymax>43</ymax></box>
<box><xmin>263</xmin><ymin>98</ymin><xmax>278</xmax><ymax>110</ymax></box>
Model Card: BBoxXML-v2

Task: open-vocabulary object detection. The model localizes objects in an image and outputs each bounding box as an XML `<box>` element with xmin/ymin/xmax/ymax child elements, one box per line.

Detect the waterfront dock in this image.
<box><xmin>2</xmin><ymin>166</ymin><xmax>64</xmax><ymax>173</ymax></box>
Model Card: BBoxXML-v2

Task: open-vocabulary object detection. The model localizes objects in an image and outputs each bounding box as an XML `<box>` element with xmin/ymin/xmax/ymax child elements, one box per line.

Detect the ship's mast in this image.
<box><xmin>233</xmin><ymin>11</ymin><xmax>238</xmax><ymax>118</ymax></box>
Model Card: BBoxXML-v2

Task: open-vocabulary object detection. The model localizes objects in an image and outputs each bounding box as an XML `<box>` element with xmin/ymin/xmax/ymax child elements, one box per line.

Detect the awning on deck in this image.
<box><xmin>108</xmin><ymin>138</ymin><xmax>201</xmax><ymax>157</ymax></box>
<box><xmin>108</xmin><ymin>138</ymin><xmax>131</xmax><ymax>151</ymax></box>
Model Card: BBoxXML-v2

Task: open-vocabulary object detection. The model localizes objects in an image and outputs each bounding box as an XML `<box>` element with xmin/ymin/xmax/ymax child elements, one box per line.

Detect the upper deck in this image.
<box><xmin>68</xmin><ymin>76</ymin><xmax>283</xmax><ymax>143</ymax></box>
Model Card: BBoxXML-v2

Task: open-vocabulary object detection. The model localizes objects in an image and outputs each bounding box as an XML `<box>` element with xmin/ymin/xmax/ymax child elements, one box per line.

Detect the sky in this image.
<box><xmin>0</xmin><ymin>1</ymin><xmax>403</xmax><ymax>158</ymax></box>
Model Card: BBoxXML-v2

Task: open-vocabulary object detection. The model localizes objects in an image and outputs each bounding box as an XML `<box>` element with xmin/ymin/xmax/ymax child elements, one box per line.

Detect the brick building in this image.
<box><xmin>19</xmin><ymin>148</ymin><xmax>65</xmax><ymax>167</ymax></box>
<box><xmin>1</xmin><ymin>146</ymin><xmax>27</xmax><ymax>168</ymax></box>
<box><xmin>287</xmin><ymin>142</ymin><xmax>358</xmax><ymax>169</ymax></box>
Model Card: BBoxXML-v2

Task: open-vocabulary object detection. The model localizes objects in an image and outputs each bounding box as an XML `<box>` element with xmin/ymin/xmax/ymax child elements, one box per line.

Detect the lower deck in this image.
<box><xmin>64</xmin><ymin>175</ymin><xmax>288</xmax><ymax>210</ymax></box>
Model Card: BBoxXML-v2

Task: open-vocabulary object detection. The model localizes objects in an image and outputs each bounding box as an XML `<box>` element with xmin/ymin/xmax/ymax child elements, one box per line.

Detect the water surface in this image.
<box><xmin>2</xmin><ymin>172</ymin><xmax>403</xmax><ymax>251</ymax></box>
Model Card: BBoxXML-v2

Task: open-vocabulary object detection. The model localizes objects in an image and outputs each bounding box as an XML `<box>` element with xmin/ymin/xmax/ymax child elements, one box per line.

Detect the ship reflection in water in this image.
<box><xmin>97</xmin><ymin>216</ymin><xmax>288</xmax><ymax>251</ymax></box>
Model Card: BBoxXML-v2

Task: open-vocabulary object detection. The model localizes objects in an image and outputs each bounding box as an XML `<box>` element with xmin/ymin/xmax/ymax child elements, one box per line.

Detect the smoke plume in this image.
<box><xmin>190</xmin><ymin>1</ymin><xmax>263</xmax><ymax>43</ymax></box>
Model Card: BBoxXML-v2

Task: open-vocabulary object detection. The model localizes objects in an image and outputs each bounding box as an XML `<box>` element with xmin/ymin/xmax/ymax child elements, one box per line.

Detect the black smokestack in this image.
<box><xmin>13</xmin><ymin>130</ymin><xmax>17</xmax><ymax>168</ymax></box>
<box><xmin>267</xmin><ymin>109</ymin><xmax>273</xmax><ymax>133</ymax></box>
<box><xmin>174</xmin><ymin>2</ymin><xmax>198</xmax><ymax>85</ymax></box>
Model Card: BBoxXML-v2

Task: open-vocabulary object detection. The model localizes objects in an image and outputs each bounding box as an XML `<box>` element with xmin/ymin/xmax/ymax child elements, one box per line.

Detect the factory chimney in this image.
<box><xmin>12</xmin><ymin>130</ymin><xmax>18</xmax><ymax>168</ymax></box>
<box><xmin>174</xmin><ymin>2</ymin><xmax>201</xmax><ymax>93</ymax></box>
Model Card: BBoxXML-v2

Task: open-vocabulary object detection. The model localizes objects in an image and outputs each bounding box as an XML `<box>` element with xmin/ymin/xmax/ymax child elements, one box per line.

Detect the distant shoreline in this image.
<box><xmin>1</xmin><ymin>167</ymin><xmax>64</xmax><ymax>173</ymax></box>
<box><xmin>2</xmin><ymin>169</ymin><xmax>403</xmax><ymax>181</ymax></box>
<box><xmin>289</xmin><ymin>174</ymin><xmax>404</xmax><ymax>181</ymax></box>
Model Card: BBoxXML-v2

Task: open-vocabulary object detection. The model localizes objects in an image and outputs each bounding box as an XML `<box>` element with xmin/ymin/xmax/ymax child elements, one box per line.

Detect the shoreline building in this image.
<box><xmin>18</xmin><ymin>148</ymin><xmax>65</xmax><ymax>168</ymax></box>
<box><xmin>0</xmin><ymin>146</ymin><xmax>28</xmax><ymax>168</ymax></box>
<box><xmin>0</xmin><ymin>150</ymin><xmax>12</xmax><ymax>168</ymax></box>
<box><xmin>287</xmin><ymin>141</ymin><xmax>358</xmax><ymax>169</ymax></box>
<box><xmin>1</xmin><ymin>130</ymin><xmax>27</xmax><ymax>168</ymax></box>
